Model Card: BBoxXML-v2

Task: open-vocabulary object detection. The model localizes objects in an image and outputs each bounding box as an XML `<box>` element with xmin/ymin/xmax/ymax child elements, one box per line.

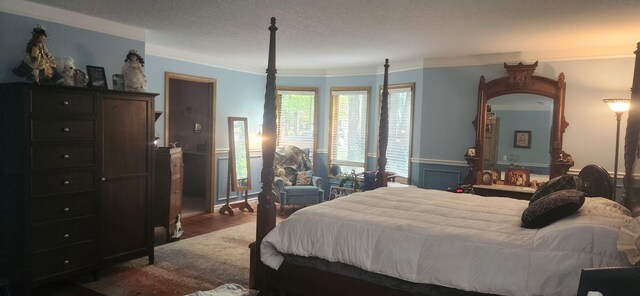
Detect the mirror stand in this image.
<box><xmin>219</xmin><ymin>166</ymin><xmax>254</xmax><ymax>216</ymax></box>
<box><xmin>219</xmin><ymin>117</ymin><xmax>254</xmax><ymax>216</ymax></box>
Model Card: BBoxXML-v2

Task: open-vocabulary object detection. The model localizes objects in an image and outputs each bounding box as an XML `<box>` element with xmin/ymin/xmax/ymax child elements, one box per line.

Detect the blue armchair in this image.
<box><xmin>273</xmin><ymin>145</ymin><xmax>324</xmax><ymax>214</ymax></box>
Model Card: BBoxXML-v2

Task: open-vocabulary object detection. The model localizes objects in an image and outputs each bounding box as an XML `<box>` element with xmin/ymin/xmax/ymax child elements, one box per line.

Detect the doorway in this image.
<box><xmin>165</xmin><ymin>72</ymin><xmax>217</xmax><ymax>215</ymax></box>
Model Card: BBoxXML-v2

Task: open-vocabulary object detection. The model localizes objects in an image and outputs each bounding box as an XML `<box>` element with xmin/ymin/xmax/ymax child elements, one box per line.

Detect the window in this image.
<box><xmin>329</xmin><ymin>88</ymin><xmax>370</xmax><ymax>174</ymax></box>
<box><xmin>276</xmin><ymin>87</ymin><xmax>318</xmax><ymax>165</ymax></box>
<box><xmin>379</xmin><ymin>83</ymin><xmax>414</xmax><ymax>182</ymax></box>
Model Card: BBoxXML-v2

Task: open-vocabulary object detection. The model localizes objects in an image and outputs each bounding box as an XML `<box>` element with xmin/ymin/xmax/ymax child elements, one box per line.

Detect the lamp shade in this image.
<box><xmin>603</xmin><ymin>98</ymin><xmax>631</xmax><ymax>113</ymax></box>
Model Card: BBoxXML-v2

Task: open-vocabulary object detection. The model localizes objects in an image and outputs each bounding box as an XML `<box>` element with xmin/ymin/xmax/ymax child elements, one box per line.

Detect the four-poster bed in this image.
<box><xmin>249</xmin><ymin>18</ymin><xmax>640</xmax><ymax>296</ymax></box>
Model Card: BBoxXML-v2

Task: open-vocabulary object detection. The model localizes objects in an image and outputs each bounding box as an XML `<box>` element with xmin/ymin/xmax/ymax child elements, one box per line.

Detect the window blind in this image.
<box><xmin>329</xmin><ymin>89</ymin><xmax>368</xmax><ymax>173</ymax></box>
<box><xmin>276</xmin><ymin>90</ymin><xmax>316</xmax><ymax>161</ymax></box>
<box><xmin>384</xmin><ymin>86</ymin><xmax>413</xmax><ymax>179</ymax></box>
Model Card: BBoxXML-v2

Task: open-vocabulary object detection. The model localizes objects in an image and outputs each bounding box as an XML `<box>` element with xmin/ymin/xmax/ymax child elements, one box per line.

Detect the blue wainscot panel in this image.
<box><xmin>418</xmin><ymin>163</ymin><xmax>469</xmax><ymax>191</ymax></box>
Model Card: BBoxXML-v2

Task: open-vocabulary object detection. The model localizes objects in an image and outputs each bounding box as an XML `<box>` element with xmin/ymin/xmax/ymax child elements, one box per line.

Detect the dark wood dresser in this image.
<box><xmin>0</xmin><ymin>83</ymin><xmax>157</xmax><ymax>292</ymax></box>
<box><xmin>472</xmin><ymin>184</ymin><xmax>535</xmax><ymax>200</ymax></box>
<box><xmin>154</xmin><ymin>147</ymin><xmax>183</xmax><ymax>240</ymax></box>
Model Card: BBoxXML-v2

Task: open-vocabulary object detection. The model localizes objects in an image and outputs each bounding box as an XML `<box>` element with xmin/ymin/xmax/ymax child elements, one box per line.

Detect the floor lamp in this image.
<box><xmin>603</xmin><ymin>98</ymin><xmax>631</xmax><ymax>200</ymax></box>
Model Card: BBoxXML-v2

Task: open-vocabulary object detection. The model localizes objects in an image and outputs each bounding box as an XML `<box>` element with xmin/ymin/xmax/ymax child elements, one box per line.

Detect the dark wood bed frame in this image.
<box><xmin>248</xmin><ymin>18</ymin><xmax>640</xmax><ymax>295</ymax></box>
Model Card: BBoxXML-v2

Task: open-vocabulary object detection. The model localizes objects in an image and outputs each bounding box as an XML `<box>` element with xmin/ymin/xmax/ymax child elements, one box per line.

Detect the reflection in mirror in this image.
<box><xmin>229</xmin><ymin>117</ymin><xmax>251</xmax><ymax>191</ymax></box>
<box><xmin>484</xmin><ymin>94</ymin><xmax>553</xmax><ymax>183</ymax></box>
<box><xmin>232</xmin><ymin>120</ymin><xmax>249</xmax><ymax>190</ymax></box>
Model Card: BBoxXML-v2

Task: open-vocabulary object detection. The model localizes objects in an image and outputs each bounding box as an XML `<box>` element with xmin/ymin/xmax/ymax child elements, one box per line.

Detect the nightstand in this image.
<box><xmin>577</xmin><ymin>266</ymin><xmax>640</xmax><ymax>296</ymax></box>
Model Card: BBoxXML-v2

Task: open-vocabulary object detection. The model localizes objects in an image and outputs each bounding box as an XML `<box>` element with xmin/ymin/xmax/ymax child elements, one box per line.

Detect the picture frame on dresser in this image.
<box><xmin>86</xmin><ymin>65</ymin><xmax>107</xmax><ymax>89</ymax></box>
<box><xmin>505</xmin><ymin>168</ymin><xmax>530</xmax><ymax>186</ymax></box>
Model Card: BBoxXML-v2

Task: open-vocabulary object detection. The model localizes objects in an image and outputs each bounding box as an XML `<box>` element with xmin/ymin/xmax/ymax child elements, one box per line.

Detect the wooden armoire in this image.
<box><xmin>0</xmin><ymin>83</ymin><xmax>157</xmax><ymax>292</ymax></box>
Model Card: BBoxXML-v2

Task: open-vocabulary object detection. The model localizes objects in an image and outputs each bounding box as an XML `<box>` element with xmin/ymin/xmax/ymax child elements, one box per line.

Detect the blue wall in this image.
<box><xmin>0</xmin><ymin>11</ymin><xmax>144</xmax><ymax>85</ymax></box>
<box><xmin>2</xmin><ymin>8</ymin><xmax>637</xmax><ymax>198</ymax></box>
<box><xmin>495</xmin><ymin>110</ymin><xmax>552</xmax><ymax>172</ymax></box>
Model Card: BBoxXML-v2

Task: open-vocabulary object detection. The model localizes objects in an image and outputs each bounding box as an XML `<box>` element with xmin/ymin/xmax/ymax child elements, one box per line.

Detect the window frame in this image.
<box><xmin>328</xmin><ymin>87</ymin><xmax>371</xmax><ymax>175</ymax></box>
<box><xmin>275</xmin><ymin>86</ymin><xmax>319</xmax><ymax>173</ymax></box>
<box><xmin>377</xmin><ymin>82</ymin><xmax>415</xmax><ymax>184</ymax></box>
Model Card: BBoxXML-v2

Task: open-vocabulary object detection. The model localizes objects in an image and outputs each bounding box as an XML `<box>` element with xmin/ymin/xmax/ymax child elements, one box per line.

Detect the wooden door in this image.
<box><xmin>100</xmin><ymin>94</ymin><xmax>154</xmax><ymax>263</ymax></box>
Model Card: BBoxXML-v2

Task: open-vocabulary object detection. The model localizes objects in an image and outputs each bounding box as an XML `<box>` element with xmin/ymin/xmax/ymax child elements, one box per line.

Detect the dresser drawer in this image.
<box><xmin>32</xmin><ymin>170</ymin><xmax>95</xmax><ymax>196</ymax></box>
<box><xmin>31</xmin><ymin>119</ymin><xmax>95</xmax><ymax>142</ymax></box>
<box><xmin>31</xmin><ymin>241</ymin><xmax>96</xmax><ymax>280</ymax></box>
<box><xmin>170</xmin><ymin>157</ymin><xmax>182</xmax><ymax>174</ymax></box>
<box><xmin>31</xmin><ymin>91</ymin><xmax>95</xmax><ymax>115</ymax></box>
<box><xmin>32</xmin><ymin>193</ymin><xmax>95</xmax><ymax>223</ymax></box>
<box><xmin>32</xmin><ymin>144</ymin><xmax>95</xmax><ymax>169</ymax></box>
<box><xmin>32</xmin><ymin>217</ymin><xmax>95</xmax><ymax>252</ymax></box>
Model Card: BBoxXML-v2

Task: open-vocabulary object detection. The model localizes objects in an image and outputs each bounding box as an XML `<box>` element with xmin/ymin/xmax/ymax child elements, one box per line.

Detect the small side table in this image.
<box><xmin>329</xmin><ymin>186</ymin><xmax>357</xmax><ymax>200</ymax></box>
<box><xmin>577</xmin><ymin>266</ymin><xmax>640</xmax><ymax>295</ymax></box>
<box><xmin>0</xmin><ymin>278</ymin><xmax>10</xmax><ymax>296</ymax></box>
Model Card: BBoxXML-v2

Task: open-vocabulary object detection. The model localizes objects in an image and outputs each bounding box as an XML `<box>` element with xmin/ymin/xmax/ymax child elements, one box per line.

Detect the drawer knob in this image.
<box><xmin>62</xmin><ymin>127</ymin><xmax>70</xmax><ymax>132</ymax></box>
<box><xmin>100</xmin><ymin>177</ymin><xmax>106</xmax><ymax>181</ymax></box>
<box><xmin>62</xmin><ymin>100</ymin><xmax>69</xmax><ymax>105</ymax></box>
<box><xmin>63</xmin><ymin>233</ymin><xmax>70</xmax><ymax>239</ymax></box>
<box><xmin>63</xmin><ymin>154</ymin><xmax>70</xmax><ymax>159</ymax></box>
<box><xmin>62</xmin><ymin>180</ymin><xmax>70</xmax><ymax>185</ymax></box>
<box><xmin>64</xmin><ymin>260</ymin><xmax>70</xmax><ymax>265</ymax></box>
<box><xmin>63</xmin><ymin>207</ymin><xmax>70</xmax><ymax>212</ymax></box>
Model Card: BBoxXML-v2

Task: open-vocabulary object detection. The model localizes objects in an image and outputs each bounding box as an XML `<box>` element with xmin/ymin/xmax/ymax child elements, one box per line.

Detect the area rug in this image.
<box><xmin>78</xmin><ymin>222</ymin><xmax>256</xmax><ymax>296</ymax></box>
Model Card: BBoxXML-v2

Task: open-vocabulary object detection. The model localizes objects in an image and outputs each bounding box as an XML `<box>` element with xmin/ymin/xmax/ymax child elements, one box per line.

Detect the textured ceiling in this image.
<box><xmin>23</xmin><ymin>0</ymin><xmax>640</xmax><ymax>74</ymax></box>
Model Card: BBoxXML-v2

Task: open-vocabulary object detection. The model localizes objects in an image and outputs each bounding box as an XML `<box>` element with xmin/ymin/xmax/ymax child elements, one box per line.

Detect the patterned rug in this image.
<box><xmin>78</xmin><ymin>222</ymin><xmax>256</xmax><ymax>296</ymax></box>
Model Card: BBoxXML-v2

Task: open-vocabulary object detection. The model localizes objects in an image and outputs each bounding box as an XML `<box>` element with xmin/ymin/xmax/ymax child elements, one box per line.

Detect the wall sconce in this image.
<box><xmin>603</xmin><ymin>98</ymin><xmax>631</xmax><ymax>200</ymax></box>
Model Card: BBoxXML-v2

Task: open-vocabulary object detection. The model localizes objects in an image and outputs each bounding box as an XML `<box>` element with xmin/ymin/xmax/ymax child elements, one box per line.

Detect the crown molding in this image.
<box><xmin>145</xmin><ymin>43</ymin><xmax>265</xmax><ymax>75</ymax></box>
<box><xmin>0</xmin><ymin>0</ymin><xmax>145</xmax><ymax>41</ymax></box>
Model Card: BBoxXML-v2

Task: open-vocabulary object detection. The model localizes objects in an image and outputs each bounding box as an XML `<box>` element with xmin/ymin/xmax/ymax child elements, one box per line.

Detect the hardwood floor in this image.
<box><xmin>29</xmin><ymin>200</ymin><xmax>291</xmax><ymax>296</ymax></box>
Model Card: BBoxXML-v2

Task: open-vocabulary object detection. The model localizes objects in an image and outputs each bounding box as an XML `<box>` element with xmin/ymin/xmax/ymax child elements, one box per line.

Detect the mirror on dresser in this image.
<box><xmin>483</xmin><ymin>94</ymin><xmax>554</xmax><ymax>184</ymax></box>
<box><xmin>472</xmin><ymin>61</ymin><xmax>573</xmax><ymax>192</ymax></box>
<box><xmin>219</xmin><ymin>117</ymin><xmax>254</xmax><ymax>215</ymax></box>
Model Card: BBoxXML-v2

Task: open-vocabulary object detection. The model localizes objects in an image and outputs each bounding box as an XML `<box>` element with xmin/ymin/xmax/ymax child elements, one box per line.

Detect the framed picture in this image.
<box><xmin>86</xmin><ymin>65</ymin><xmax>107</xmax><ymax>89</ymax></box>
<box><xmin>513</xmin><ymin>130</ymin><xmax>531</xmax><ymax>148</ymax></box>
<box><xmin>466</xmin><ymin>147</ymin><xmax>476</xmax><ymax>158</ymax></box>
<box><xmin>112</xmin><ymin>74</ymin><xmax>124</xmax><ymax>90</ymax></box>
<box><xmin>505</xmin><ymin>168</ymin><xmax>530</xmax><ymax>186</ymax></box>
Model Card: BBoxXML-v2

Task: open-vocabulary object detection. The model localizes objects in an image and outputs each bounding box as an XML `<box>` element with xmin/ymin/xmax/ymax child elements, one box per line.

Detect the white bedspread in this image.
<box><xmin>261</xmin><ymin>187</ymin><xmax>632</xmax><ymax>296</ymax></box>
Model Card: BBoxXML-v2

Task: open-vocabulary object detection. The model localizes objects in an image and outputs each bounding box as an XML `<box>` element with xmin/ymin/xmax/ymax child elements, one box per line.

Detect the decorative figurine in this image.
<box><xmin>12</xmin><ymin>24</ymin><xmax>61</xmax><ymax>84</ymax></box>
<box><xmin>59</xmin><ymin>57</ymin><xmax>75</xmax><ymax>86</ymax></box>
<box><xmin>57</xmin><ymin>57</ymin><xmax>88</xmax><ymax>87</ymax></box>
<box><xmin>121</xmin><ymin>49</ymin><xmax>146</xmax><ymax>92</ymax></box>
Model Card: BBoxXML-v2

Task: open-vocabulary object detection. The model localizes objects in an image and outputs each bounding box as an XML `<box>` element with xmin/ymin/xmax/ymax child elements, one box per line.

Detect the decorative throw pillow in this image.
<box><xmin>529</xmin><ymin>175</ymin><xmax>577</xmax><ymax>205</ymax></box>
<box><xmin>521</xmin><ymin>189</ymin><xmax>585</xmax><ymax>229</ymax></box>
<box><xmin>295</xmin><ymin>170</ymin><xmax>312</xmax><ymax>185</ymax></box>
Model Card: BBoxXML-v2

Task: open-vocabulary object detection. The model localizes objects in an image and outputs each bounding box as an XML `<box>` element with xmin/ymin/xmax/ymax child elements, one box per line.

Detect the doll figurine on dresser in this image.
<box><xmin>13</xmin><ymin>24</ymin><xmax>61</xmax><ymax>84</ymax></box>
<box><xmin>122</xmin><ymin>49</ymin><xmax>146</xmax><ymax>92</ymax></box>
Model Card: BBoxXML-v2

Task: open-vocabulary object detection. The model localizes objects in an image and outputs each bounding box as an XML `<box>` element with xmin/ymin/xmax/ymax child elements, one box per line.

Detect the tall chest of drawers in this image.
<box><xmin>154</xmin><ymin>147</ymin><xmax>184</xmax><ymax>240</ymax></box>
<box><xmin>0</xmin><ymin>83</ymin><xmax>157</xmax><ymax>291</ymax></box>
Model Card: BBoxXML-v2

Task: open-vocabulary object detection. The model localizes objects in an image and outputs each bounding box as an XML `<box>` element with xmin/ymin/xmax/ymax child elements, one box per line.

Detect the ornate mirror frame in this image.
<box><xmin>472</xmin><ymin>61</ymin><xmax>572</xmax><ymax>183</ymax></box>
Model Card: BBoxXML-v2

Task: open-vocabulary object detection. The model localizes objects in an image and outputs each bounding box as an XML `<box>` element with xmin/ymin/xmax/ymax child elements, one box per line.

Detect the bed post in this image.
<box><xmin>250</xmin><ymin>17</ymin><xmax>278</xmax><ymax>291</ymax></box>
<box><xmin>376</xmin><ymin>59</ymin><xmax>390</xmax><ymax>188</ymax></box>
<box><xmin>623</xmin><ymin>42</ymin><xmax>640</xmax><ymax>217</ymax></box>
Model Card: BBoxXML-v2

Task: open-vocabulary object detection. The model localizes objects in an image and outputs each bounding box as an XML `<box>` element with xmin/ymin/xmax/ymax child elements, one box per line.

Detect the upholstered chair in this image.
<box><xmin>273</xmin><ymin>145</ymin><xmax>324</xmax><ymax>214</ymax></box>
